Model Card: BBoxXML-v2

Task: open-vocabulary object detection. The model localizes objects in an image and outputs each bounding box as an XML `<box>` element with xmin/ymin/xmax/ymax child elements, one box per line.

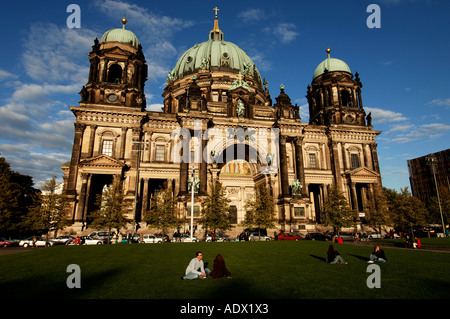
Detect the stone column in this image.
<box><xmin>67</xmin><ymin>123</ymin><xmax>86</xmax><ymax>196</ymax></box>
<box><xmin>75</xmin><ymin>173</ymin><xmax>89</xmax><ymax>222</ymax></box>
<box><xmin>279</xmin><ymin>136</ymin><xmax>290</xmax><ymax>197</ymax></box>
<box><xmin>119</xmin><ymin>127</ymin><xmax>127</xmax><ymax>160</ymax></box>
<box><xmin>361</xmin><ymin>186</ymin><xmax>368</xmax><ymax>211</ymax></box>
<box><xmin>364</xmin><ymin>144</ymin><xmax>373</xmax><ymax>170</ymax></box>
<box><xmin>358</xmin><ymin>89</ymin><xmax>363</xmax><ymax>109</ymax></box>
<box><xmin>141</xmin><ymin>178</ymin><xmax>149</xmax><ymax>221</ymax></box>
<box><xmin>342</xmin><ymin>144</ymin><xmax>350</xmax><ymax>170</ymax></box>
<box><xmin>128</xmin><ymin>128</ymin><xmax>141</xmax><ymax>194</ymax></box>
<box><xmin>179</xmin><ymin>135</ymin><xmax>189</xmax><ymax>195</ymax></box>
<box><xmin>294</xmin><ymin>137</ymin><xmax>307</xmax><ymax>196</ymax></box>
<box><xmin>350</xmin><ymin>182</ymin><xmax>358</xmax><ymax>212</ymax></box>
<box><xmin>199</xmin><ymin>137</ymin><xmax>208</xmax><ymax>195</ymax></box>
<box><xmin>86</xmin><ymin>125</ymin><xmax>96</xmax><ymax>158</ymax></box>
<box><xmin>330</xmin><ymin>141</ymin><xmax>342</xmax><ymax>186</ymax></box>
<box><xmin>370</xmin><ymin>143</ymin><xmax>380</xmax><ymax>173</ymax></box>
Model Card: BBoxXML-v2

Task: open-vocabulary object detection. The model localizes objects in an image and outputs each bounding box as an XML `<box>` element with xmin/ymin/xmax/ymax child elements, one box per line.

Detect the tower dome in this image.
<box><xmin>100</xmin><ymin>17</ymin><xmax>141</xmax><ymax>49</ymax></box>
<box><xmin>313</xmin><ymin>48</ymin><xmax>351</xmax><ymax>80</ymax></box>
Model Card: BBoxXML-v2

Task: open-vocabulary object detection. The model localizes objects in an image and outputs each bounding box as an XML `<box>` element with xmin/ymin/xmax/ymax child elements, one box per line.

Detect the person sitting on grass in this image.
<box><xmin>404</xmin><ymin>235</ymin><xmax>412</xmax><ymax>248</ymax></box>
<box><xmin>209</xmin><ymin>253</ymin><xmax>232</xmax><ymax>279</ymax></box>
<box><xmin>367</xmin><ymin>245</ymin><xmax>387</xmax><ymax>263</ymax></box>
<box><xmin>326</xmin><ymin>245</ymin><xmax>347</xmax><ymax>264</ymax></box>
<box><xmin>182</xmin><ymin>251</ymin><xmax>211</xmax><ymax>280</ymax></box>
<box><xmin>413</xmin><ymin>237</ymin><xmax>422</xmax><ymax>249</ymax></box>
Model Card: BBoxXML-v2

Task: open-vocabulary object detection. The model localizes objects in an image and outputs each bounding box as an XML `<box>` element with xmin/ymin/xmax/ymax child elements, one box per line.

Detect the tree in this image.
<box><xmin>0</xmin><ymin>155</ymin><xmax>40</xmax><ymax>237</ymax></box>
<box><xmin>201</xmin><ymin>180</ymin><xmax>233</xmax><ymax>235</ymax></box>
<box><xmin>89</xmin><ymin>176</ymin><xmax>131</xmax><ymax>242</ymax></box>
<box><xmin>385</xmin><ymin>187</ymin><xmax>427</xmax><ymax>235</ymax></box>
<box><xmin>322</xmin><ymin>184</ymin><xmax>357</xmax><ymax>234</ymax></box>
<box><xmin>244</xmin><ymin>183</ymin><xmax>276</xmax><ymax>239</ymax></box>
<box><xmin>143</xmin><ymin>181</ymin><xmax>181</xmax><ymax>241</ymax></box>
<box><xmin>365</xmin><ymin>184</ymin><xmax>392</xmax><ymax>234</ymax></box>
<box><xmin>26</xmin><ymin>176</ymin><xmax>71</xmax><ymax>245</ymax></box>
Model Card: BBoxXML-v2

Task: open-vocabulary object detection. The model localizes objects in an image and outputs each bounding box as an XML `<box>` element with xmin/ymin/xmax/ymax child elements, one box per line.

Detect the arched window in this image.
<box><xmin>341</xmin><ymin>90</ymin><xmax>352</xmax><ymax>107</ymax></box>
<box><xmin>108</xmin><ymin>64</ymin><xmax>122</xmax><ymax>84</ymax></box>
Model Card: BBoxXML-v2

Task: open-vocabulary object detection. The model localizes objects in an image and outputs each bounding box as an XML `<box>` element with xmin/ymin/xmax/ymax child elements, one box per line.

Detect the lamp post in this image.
<box><xmin>426</xmin><ymin>154</ymin><xmax>445</xmax><ymax>236</ymax></box>
<box><xmin>132</xmin><ymin>140</ymin><xmax>146</xmax><ymax>231</ymax></box>
<box><xmin>190</xmin><ymin>166</ymin><xmax>195</xmax><ymax>241</ymax></box>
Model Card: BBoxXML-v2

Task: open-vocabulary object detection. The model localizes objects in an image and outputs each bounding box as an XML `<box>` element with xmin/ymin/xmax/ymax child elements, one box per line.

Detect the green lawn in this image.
<box><xmin>1</xmin><ymin>241</ymin><xmax>450</xmax><ymax>299</ymax></box>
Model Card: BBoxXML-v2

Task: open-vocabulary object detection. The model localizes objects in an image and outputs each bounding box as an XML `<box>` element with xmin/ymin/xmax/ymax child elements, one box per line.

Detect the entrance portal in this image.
<box><xmin>218</xmin><ymin>159</ymin><xmax>257</xmax><ymax>225</ymax></box>
<box><xmin>85</xmin><ymin>174</ymin><xmax>113</xmax><ymax>223</ymax></box>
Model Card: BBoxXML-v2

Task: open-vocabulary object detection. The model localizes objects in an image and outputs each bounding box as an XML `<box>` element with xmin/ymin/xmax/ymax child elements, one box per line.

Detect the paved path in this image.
<box><xmin>0</xmin><ymin>247</ymin><xmax>35</xmax><ymax>256</ymax></box>
<box><xmin>348</xmin><ymin>240</ymin><xmax>450</xmax><ymax>253</ymax></box>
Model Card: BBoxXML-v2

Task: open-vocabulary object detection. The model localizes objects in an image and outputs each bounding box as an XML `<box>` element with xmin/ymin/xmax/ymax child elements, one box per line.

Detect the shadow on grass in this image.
<box><xmin>206</xmin><ymin>278</ymin><xmax>268</xmax><ymax>299</ymax></box>
<box><xmin>1</xmin><ymin>267</ymin><xmax>124</xmax><ymax>299</ymax></box>
<box><xmin>310</xmin><ymin>254</ymin><xmax>327</xmax><ymax>263</ymax></box>
<box><xmin>349</xmin><ymin>254</ymin><xmax>369</xmax><ymax>262</ymax></box>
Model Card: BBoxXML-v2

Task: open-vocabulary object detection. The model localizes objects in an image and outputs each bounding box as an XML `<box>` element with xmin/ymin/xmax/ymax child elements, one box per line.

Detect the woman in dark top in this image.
<box><xmin>368</xmin><ymin>245</ymin><xmax>387</xmax><ymax>263</ymax></box>
<box><xmin>327</xmin><ymin>245</ymin><xmax>347</xmax><ymax>264</ymax></box>
<box><xmin>209</xmin><ymin>253</ymin><xmax>232</xmax><ymax>279</ymax></box>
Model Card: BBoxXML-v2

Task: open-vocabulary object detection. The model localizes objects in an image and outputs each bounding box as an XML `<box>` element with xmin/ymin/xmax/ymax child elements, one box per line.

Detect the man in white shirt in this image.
<box><xmin>182</xmin><ymin>251</ymin><xmax>211</xmax><ymax>280</ymax></box>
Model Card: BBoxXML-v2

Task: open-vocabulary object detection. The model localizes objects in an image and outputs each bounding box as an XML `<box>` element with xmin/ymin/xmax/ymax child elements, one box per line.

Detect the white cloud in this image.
<box><xmin>22</xmin><ymin>22</ymin><xmax>95</xmax><ymax>85</ymax></box>
<box><xmin>364</xmin><ymin>107</ymin><xmax>408</xmax><ymax>123</ymax></box>
<box><xmin>264</xmin><ymin>23</ymin><xmax>299</xmax><ymax>44</ymax></box>
<box><xmin>409</xmin><ymin>123</ymin><xmax>450</xmax><ymax>138</ymax></box>
<box><xmin>146</xmin><ymin>104</ymin><xmax>164</xmax><ymax>112</ymax></box>
<box><xmin>380</xmin><ymin>60</ymin><xmax>395</xmax><ymax>66</ymax></box>
<box><xmin>237</xmin><ymin>9</ymin><xmax>266</xmax><ymax>23</ymax></box>
<box><xmin>385</xmin><ymin>124</ymin><xmax>414</xmax><ymax>134</ymax></box>
<box><xmin>0</xmin><ymin>70</ymin><xmax>18</xmax><ymax>81</ymax></box>
<box><xmin>427</xmin><ymin>98</ymin><xmax>450</xmax><ymax>108</ymax></box>
<box><xmin>386</xmin><ymin>123</ymin><xmax>450</xmax><ymax>144</ymax></box>
<box><xmin>249</xmin><ymin>53</ymin><xmax>273</xmax><ymax>72</ymax></box>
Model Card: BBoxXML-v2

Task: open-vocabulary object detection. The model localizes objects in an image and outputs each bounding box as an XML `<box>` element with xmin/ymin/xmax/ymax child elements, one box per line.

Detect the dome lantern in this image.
<box><xmin>210</xmin><ymin>7</ymin><xmax>224</xmax><ymax>41</ymax></box>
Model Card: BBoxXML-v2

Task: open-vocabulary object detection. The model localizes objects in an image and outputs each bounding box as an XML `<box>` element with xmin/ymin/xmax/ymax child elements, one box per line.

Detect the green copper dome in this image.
<box><xmin>313</xmin><ymin>57</ymin><xmax>351</xmax><ymax>80</ymax></box>
<box><xmin>170</xmin><ymin>39</ymin><xmax>262</xmax><ymax>84</ymax></box>
<box><xmin>169</xmin><ymin>14</ymin><xmax>262</xmax><ymax>87</ymax></box>
<box><xmin>100</xmin><ymin>28</ymin><xmax>141</xmax><ymax>49</ymax></box>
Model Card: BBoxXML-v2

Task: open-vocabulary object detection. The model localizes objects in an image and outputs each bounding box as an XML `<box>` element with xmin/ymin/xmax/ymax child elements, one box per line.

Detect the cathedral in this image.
<box><xmin>62</xmin><ymin>10</ymin><xmax>382</xmax><ymax>235</ymax></box>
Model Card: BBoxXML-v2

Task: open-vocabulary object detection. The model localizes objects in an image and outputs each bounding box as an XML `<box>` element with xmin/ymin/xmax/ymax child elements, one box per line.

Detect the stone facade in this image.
<box><xmin>62</xmin><ymin>15</ymin><xmax>382</xmax><ymax>236</ymax></box>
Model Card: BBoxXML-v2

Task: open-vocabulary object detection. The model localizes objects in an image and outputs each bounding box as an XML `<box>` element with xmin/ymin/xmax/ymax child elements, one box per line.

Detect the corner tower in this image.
<box><xmin>64</xmin><ymin>18</ymin><xmax>149</xmax><ymax>231</ymax></box>
<box><xmin>81</xmin><ymin>17</ymin><xmax>148</xmax><ymax>111</ymax></box>
<box><xmin>306</xmin><ymin>48</ymin><xmax>367</xmax><ymax>127</ymax></box>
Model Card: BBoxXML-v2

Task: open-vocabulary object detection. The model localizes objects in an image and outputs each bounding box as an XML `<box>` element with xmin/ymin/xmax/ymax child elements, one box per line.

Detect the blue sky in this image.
<box><xmin>0</xmin><ymin>0</ymin><xmax>449</xmax><ymax>191</ymax></box>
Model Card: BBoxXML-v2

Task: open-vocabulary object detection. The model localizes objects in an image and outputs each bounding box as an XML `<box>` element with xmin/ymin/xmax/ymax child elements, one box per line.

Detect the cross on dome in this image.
<box><xmin>213</xmin><ymin>6</ymin><xmax>219</xmax><ymax>17</ymax></box>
